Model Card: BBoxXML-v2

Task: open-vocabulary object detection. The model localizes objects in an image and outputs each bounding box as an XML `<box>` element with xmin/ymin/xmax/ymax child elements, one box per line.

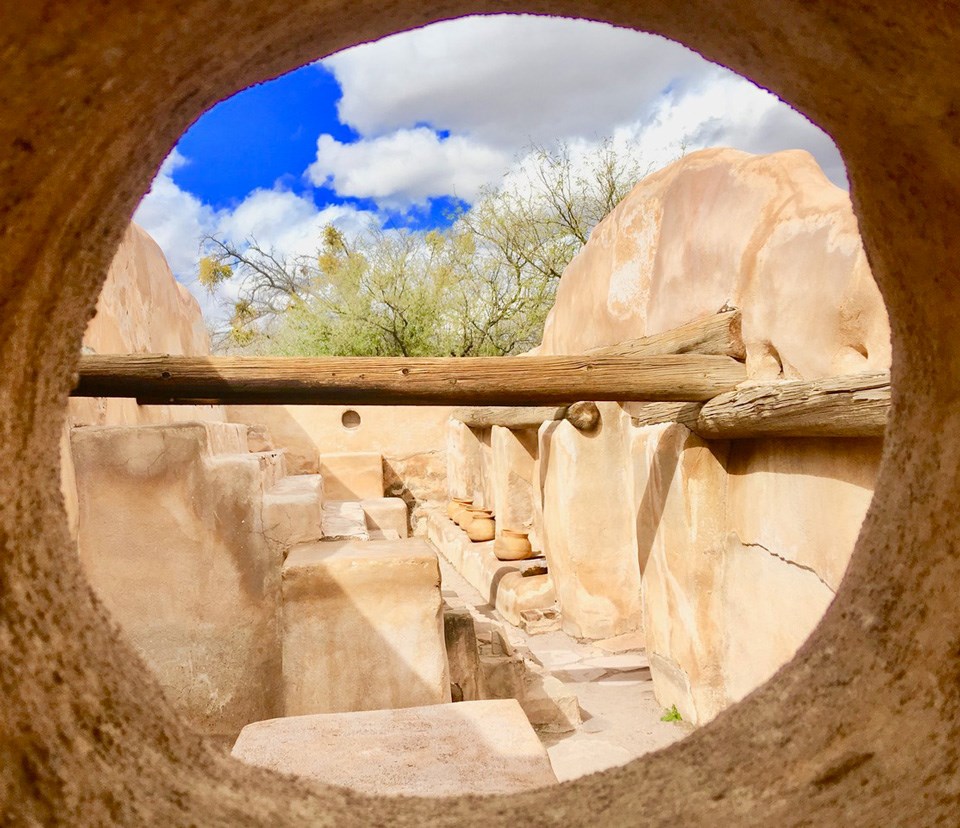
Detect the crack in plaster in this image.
<box><xmin>736</xmin><ymin>537</ymin><xmax>836</xmax><ymax>595</ymax></box>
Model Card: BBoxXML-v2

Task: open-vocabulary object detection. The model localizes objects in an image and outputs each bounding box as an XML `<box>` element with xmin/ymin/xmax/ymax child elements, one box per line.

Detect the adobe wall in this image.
<box><xmin>65</xmin><ymin>227</ymin><xmax>290</xmax><ymax>736</ymax></box>
<box><xmin>61</xmin><ymin>222</ymin><xmax>224</xmax><ymax>537</ymax></box>
<box><xmin>227</xmin><ymin>403</ymin><xmax>452</xmax><ymax>528</ymax></box>
<box><xmin>2</xmin><ymin>2</ymin><xmax>959</xmax><ymax>825</ymax></box>
<box><xmin>70</xmin><ymin>221</ymin><xmax>223</xmax><ymax>428</ymax></box>
<box><xmin>532</xmin><ymin>148</ymin><xmax>888</xmax><ymax>720</ymax></box>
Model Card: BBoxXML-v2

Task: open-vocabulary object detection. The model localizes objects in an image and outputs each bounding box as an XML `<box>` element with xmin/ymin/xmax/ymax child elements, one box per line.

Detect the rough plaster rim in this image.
<box><xmin>5</xmin><ymin>3</ymin><xmax>955</xmax><ymax>824</ymax></box>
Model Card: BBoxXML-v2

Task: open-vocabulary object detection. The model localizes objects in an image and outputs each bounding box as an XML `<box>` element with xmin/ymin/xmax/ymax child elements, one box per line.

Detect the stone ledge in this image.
<box><xmin>426</xmin><ymin>509</ymin><xmax>557</xmax><ymax>627</ymax></box>
<box><xmin>231</xmin><ymin>699</ymin><xmax>558</xmax><ymax>797</ymax></box>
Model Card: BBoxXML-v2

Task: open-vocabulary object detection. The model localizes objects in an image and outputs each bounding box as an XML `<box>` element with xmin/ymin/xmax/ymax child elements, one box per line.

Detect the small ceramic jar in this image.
<box><xmin>495</xmin><ymin>529</ymin><xmax>533</xmax><ymax>561</ymax></box>
<box><xmin>466</xmin><ymin>511</ymin><xmax>496</xmax><ymax>542</ymax></box>
<box><xmin>455</xmin><ymin>502</ymin><xmax>479</xmax><ymax>528</ymax></box>
<box><xmin>447</xmin><ymin>497</ymin><xmax>472</xmax><ymax>521</ymax></box>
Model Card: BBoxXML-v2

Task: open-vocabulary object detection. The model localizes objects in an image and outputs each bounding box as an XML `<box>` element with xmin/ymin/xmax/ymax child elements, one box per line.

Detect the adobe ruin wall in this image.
<box><xmin>450</xmin><ymin>147</ymin><xmax>888</xmax><ymax>723</ymax></box>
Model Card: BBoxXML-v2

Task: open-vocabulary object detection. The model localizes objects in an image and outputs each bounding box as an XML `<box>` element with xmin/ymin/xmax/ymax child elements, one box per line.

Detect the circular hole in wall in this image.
<box><xmin>26</xmin><ymin>10</ymin><xmax>935</xmax><ymax>824</ymax></box>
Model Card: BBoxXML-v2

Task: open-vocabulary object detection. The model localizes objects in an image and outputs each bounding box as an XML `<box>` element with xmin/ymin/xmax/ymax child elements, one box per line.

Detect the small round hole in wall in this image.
<box><xmin>341</xmin><ymin>409</ymin><xmax>361</xmax><ymax>430</ymax></box>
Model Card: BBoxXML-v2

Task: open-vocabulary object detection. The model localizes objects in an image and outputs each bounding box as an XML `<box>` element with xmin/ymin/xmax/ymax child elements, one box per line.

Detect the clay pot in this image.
<box><xmin>495</xmin><ymin>529</ymin><xmax>534</xmax><ymax>561</ymax></box>
<box><xmin>447</xmin><ymin>498</ymin><xmax>472</xmax><ymax>522</ymax></box>
<box><xmin>466</xmin><ymin>512</ymin><xmax>496</xmax><ymax>542</ymax></box>
<box><xmin>454</xmin><ymin>502</ymin><xmax>478</xmax><ymax>528</ymax></box>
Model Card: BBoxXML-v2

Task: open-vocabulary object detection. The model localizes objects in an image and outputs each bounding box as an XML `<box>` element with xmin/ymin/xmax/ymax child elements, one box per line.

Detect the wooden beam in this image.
<box><xmin>624</xmin><ymin>401</ymin><xmax>704</xmax><ymax>430</ymax></box>
<box><xmin>585</xmin><ymin>310</ymin><xmax>745</xmax><ymax>360</ymax></box>
<box><xmin>73</xmin><ymin>353</ymin><xmax>747</xmax><ymax>406</ymax></box>
<box><xmin>453</xmin><ymin>401</ymin><xmax>601</xmax><ymax>431</ymax></box>
<box><xmin>693</xmin><ymin>372</ymin><xmax>890</xmax><ymax>438</ymax></box>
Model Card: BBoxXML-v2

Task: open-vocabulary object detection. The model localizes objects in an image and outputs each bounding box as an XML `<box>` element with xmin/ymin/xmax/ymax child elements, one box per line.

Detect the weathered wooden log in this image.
<box><xmin>453</xmin><ymin>401</ymin><xmax>601</xmax><ymax>431</ymax></box>
<box><xmin>585</xmin><ymin>310</ymin><xmax>745</xmax><ymax>360</ymax></box>
<box><xmin>624</xmin><ymin>401</ymin><xmax>705</xmax><ymax>430</ymax></box>
<box><xmin>694</xmin><ymin>372</ymin><xmax>890</xmax><ymax>438</ymax></box>
<box><xmin>74</xmin><ymin>354</ymin><xmax>747</xmax><ymax>406</ymax></box>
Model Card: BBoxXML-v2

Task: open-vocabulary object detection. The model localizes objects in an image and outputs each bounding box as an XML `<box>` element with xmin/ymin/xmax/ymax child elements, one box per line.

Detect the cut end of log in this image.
<box><xmin>565</xmin><ymin>401</ymin><xmax>601</xmax><ymax>431</ymax></box>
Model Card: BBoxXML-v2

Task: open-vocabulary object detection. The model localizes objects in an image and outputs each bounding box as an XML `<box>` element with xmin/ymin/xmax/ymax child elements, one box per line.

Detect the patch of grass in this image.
<box><xmin>660</xmin><ymin>704</ymin><xmax>683</xmax><ymax>723</ymax></box>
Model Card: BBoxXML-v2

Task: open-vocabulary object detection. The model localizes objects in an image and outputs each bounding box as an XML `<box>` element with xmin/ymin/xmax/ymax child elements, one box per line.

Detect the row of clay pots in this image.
<box><xmin>447</xmin><ymin>499</ymin><xmax>534</xmax><ymax>560</ymax></box>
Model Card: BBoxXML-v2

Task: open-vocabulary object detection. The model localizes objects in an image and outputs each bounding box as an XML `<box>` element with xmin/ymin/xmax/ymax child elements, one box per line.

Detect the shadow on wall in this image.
<box><xmin>383</xmin><ymin>459</ymin><xmax>415</xmax><ymax>534</ymax></box>
<box><xmin>633</xmin><ymin>428</ymin><xmax>687</xmax><ymax>574</ymax></box>
<box><xmin>227</xmin><ymin>405</ymin><xmax>324</xmax><ymax>473</ymax></box>
<box><xmin>72</xmin><ymin>421</ymin><xmax>451</xmax><ymax>743</ymax></box>
<box><xmin>632</xmin><ymin>422</ymin><xmax>883</xmax><ymax>724</ymax></box>
<box><xmin>227</xmin><ymin>404</ymin><xmax>451</xmax><ymax>525</ymax></box>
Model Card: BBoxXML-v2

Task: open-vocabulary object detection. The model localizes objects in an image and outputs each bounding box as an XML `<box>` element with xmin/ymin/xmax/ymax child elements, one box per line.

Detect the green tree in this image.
<box><xmin>200</xmin><ymin>138</ymin><xmax>650</xmax><ymax>355</ymax></box>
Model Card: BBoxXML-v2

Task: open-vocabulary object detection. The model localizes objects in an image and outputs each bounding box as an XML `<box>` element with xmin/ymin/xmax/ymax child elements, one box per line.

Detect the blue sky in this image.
<box><xmin>173</xmin><ymin>65</ymin><xmax>356</xmax><ymax>211</ymax></box>
<box><xmin>134</xmin><ymin>15</ymin><xmax>846</xmax><ymax>318</ymax></box>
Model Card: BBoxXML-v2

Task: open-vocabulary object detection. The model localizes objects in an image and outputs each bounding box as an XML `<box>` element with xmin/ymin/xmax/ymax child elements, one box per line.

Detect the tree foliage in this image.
<box><xmin>200</xmin><ymin>139</ymin><xmax>650</xmax><ymax>356</ymax></box>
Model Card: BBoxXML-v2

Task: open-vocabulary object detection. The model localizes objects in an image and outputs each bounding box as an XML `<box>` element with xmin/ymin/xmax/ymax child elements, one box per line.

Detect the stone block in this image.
<box><xmin>493</xmin><ymin>572</ymin><xmax>557</xmax><ymax>628</ymax></box>
<box><xmin>262</xmin><ymin>474</ymin><xmax>324</xmax><ymax>553</ymax></box>
<box><xmin>519</xmin><ymin>607</ymin><xmax>562</xmax><ymax>635</ymax></box>
<box><xmin>321</xmin><ymin>500</ymin><xmax>369</xmax><ymax>540</ymax></box>
<box><xmin>539</xmin><ymin>403</ymin><xmax>642</xmax><ymax>639</ymax></box>
<box><xmin>444</xmin><ymin>609</ymin><xmax>483</xmax><ymax>702</ymax></box>
<box><xmin>480</xmin><ymin>655</ymin><xmax>581</xmax><ymax>733</ymax></box>
<box><xmin>318</xmin><ymin>451</ymin><xmax>383</xmax><ymax>500</ymax></box>
<box><xmin>245</xmin><ymin>423</ymin><xmax>274</xmax><ymax>452</ymax></box>
<box><xmin>201</xmin><ymin>421</ymin><xmax>250</xmax><ymax>455</ymax></box>
<box><xmin>72</xmin><ymin>422</ymin><xmax>283</xmax><ymax>738</ymax></box>
<box><xmin>281</xmin><ymin>538</ymin><xmax>449</xmax><ymax>715</ymax></box>
<box><xmin>231</xmin><ymin>700</ymin><xmax>557</xmax><ymax>797</ymax></box>
<box><xmin>361</xmin><ymin>496</ymin><xmax>408</xmax><ymax>538</ymax></box>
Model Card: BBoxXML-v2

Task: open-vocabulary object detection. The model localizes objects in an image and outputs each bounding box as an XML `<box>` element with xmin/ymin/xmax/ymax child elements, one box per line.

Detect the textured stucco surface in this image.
<box><xmin>2</xmin><ymin>2</ymin><xmax>959</xmax><ymax>825</ymax></box>
<box><xmin>227</xmin><ymin>404</ymin><xmax>451</xmax><ymax>527</ymax></box>
<box><xmin>539</xmin><ymin>148</ymin><xmax>890</xmax><ymax>381</ymax></box>
<box><xmin>231</xmin><ymin>700</ymin><xmax>557</xmax><ymax>796</ymax></box>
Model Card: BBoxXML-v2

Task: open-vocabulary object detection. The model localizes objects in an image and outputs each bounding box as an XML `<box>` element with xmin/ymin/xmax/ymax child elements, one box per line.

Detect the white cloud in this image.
<box><xmin>613</xmin><ymin>69</ymin><xmax>847</xmax><ymax>186</ymax></box>
<box><xmin>307</xmin><ymin>127</ymin><xmax>510</xmax><ymax>206</ymax></box>
<box><xmin>216</xmin><ymin>188</ymin><xmax>374</xmax><ymax>257</ymax></box>
<box><xmin>322</xmin><ymin>15</ymin><xmax>846</xmax><ymax>192</ymax></box>
<box><xmin>133</xmin><ymin>150</ymin><xmax>216</xmax><ymax>275</ymax></box>
<box><xmin>134</xmin><ymin>152</ymin><xmax>381</xmax><ymax>322</ymax></box>
<box><xmin>324</xmin><ymin>16</ymin><xmax>710</xmax><ymax>148</ymax></box>
<box><xmin>135</xmin><ymin>15</ymin><xmax>849</xmax><ymax>326</ymax></box>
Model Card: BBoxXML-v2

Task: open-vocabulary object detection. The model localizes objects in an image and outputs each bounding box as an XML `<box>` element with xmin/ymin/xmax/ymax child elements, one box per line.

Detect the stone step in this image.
<box><xmin>321</xmin><ymin>500</ymin><xmax>369</xmax><ymax>541</ymax></box>
<box><xmin>231</xmin><ymin>699</ymin><xmax>557</xmax><ymax>797</ymax></box>
<box><xmin>281</xmin><ymin>538</ymin><xmax>449</xmax><ymax>715</ymax></box>
<box><xmin>360</xmin><ymin>496</ymin><xmax>408</xmax><ymax>538</ymax></box>
<box><xmin>369</xmin><ymin>529</ymin><xmax>401</xmax><ymax>541</ymax></box>
<box><xmin>268</xmin><ymin>472</ymin><xmax>323</xmax><ymax>499</ymax></box>
<box><xmin>247</xmin><ymin>449</ymin><xmax>287</xmax><ymax>491</ymax></box>
<box><xmin>200</xmin><ymin>421</ymin><xmax>251</xmax><ymax>455</ymax></box>
<box><xmin>262</xmin><ymin>474</ymin><xmax>324</xmax><ymax>552</ymax></box>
